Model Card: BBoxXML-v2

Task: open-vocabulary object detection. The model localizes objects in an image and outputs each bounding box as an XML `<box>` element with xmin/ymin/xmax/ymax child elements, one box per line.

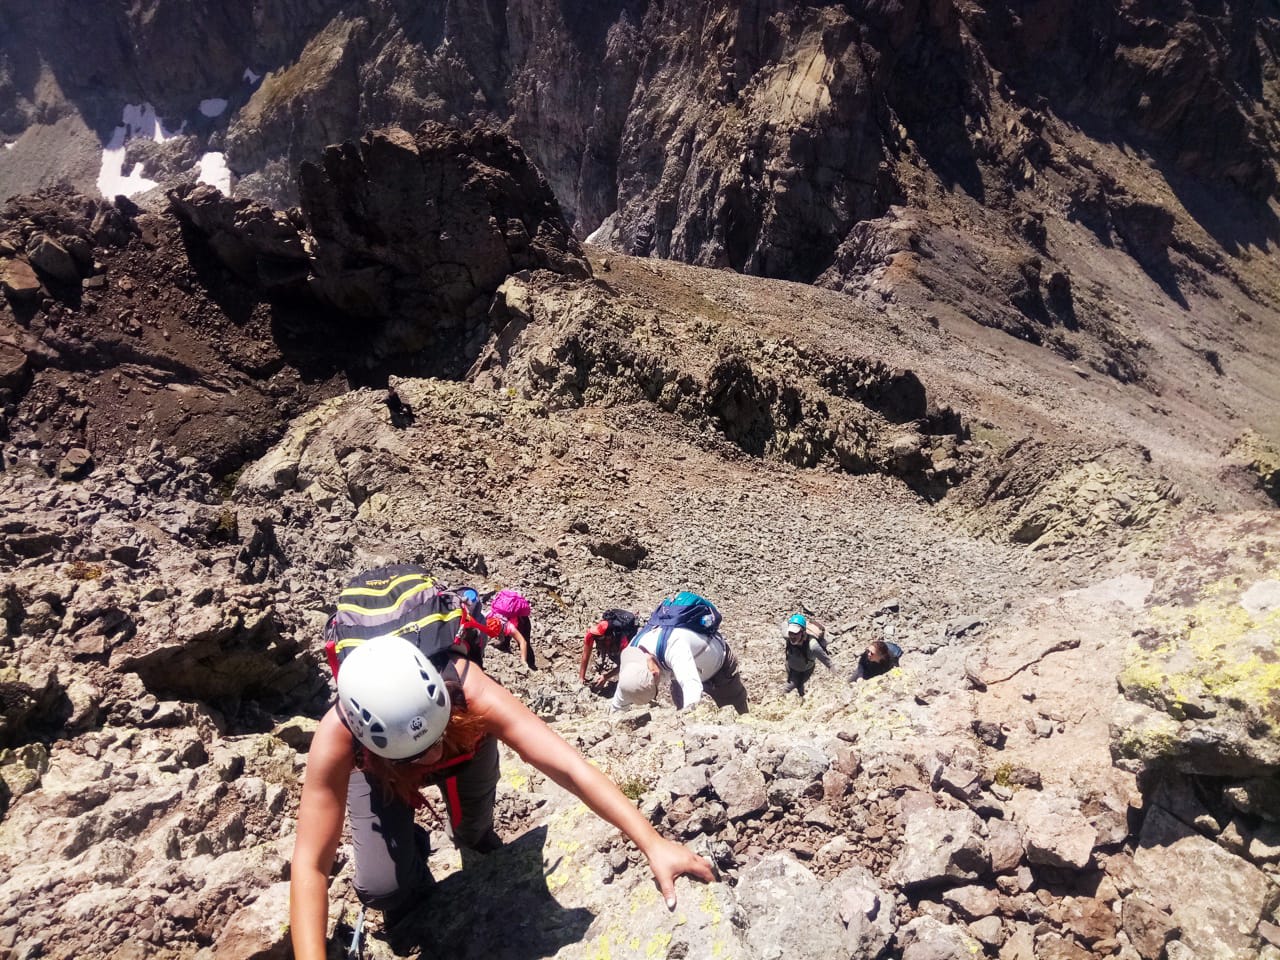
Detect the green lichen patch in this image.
<box><xmin>1122</xmin><ymin>575</ymin><xmax>1280</xmax><ymax>727</ymax></box>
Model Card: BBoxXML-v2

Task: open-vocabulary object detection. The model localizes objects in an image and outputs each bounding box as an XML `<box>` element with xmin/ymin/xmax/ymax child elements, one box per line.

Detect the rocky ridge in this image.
<box><xmin>1</xmin><ymin>115</ymin><xmax>1278</xmax><ymax>959</ymax></box>
<box><xmin>4</xmin><ymin>5</ymin><xmax>1278</xmax><ymax>393</ymax></box>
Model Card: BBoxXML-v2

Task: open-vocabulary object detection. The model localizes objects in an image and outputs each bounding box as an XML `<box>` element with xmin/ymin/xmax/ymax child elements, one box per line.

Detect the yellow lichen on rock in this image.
<box><xmin>1115</xmin><ymin>513</ymin><xmax>1280</xmax><ymax>771</ymax></box>
<box><xmin>1122</xmin><ymin>571</ymin><xmax>1280</xmax><ymax>727</ymax></box>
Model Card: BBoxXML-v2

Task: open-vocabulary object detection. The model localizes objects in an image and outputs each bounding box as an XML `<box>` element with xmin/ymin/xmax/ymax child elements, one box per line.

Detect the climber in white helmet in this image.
<box><xmin>290</xmin><ymin>634</ymin><xmax>713</xmax><ymax>959</ymax></box>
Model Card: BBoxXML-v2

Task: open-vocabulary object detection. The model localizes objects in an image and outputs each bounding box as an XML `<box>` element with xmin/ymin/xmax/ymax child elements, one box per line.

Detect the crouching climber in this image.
<box><xmin>782</xmin><ymin>613</ymin><xmax>833</xmax><ymax>699</ymax></box>
<box><xmin>483</xmin><ymin>588</ymin><xmax>537</xmax><ymax>670</ymax></box>
<box><xmin>578</xmin><ymin>608</ymin><xmax>640</xmax><ymax>696</ymax></box>
<box><xmin>291</xmin><ymin>566</ymin><xmax>712</xmax><ymax>960</ymax></box>
<box><xmin>851</xmin><ymin>640</ymin><xmax>902</xmax><ymax>681</ymax></box>
<box><xmin>612</xmin><ymin>592</ymin><xmax>748</xmax><ymax>714</ymax></box>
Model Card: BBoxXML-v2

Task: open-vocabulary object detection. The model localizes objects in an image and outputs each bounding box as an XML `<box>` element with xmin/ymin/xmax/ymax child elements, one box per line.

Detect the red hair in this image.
<box><xmin>358</xmin><ymin>697</ymin><xmax>491</xmax><ymax>809</ymax></box>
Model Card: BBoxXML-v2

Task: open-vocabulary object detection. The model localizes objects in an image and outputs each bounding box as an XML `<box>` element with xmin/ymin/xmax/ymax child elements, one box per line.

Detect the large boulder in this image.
<box><xmin>830</xmin><ymin>864</ymin><xmax>897</xmax><ymax>957</ymax></box>
<box><xmin>0</xmin><ymin>257</ymin><xmax>41</xmax><ymax>302</ymax></box>
<box><xmin>889</xmin><ymin>803</ymin><xmax>989</xmax><ymax>888</ymax></box>
<box><xmin>1132</xmin><ymin>805</ymin><xmax>1274</xmax><ymax>959</ymax></box>
<box><xmin>213</xmin><ymin>881</ymin><xmax>292</xmax><ymax>959</ymax></box>
<box><xmin>1113</xmin><ymin>512</ymin><xmax>1280</xmax><ymax>778</ymax></box>
<box><xmin>296</xmin><ymin>122</ymin><xmax>590</xmax><ymax>377</ymax></box>
<box><xmin>25</xmin><ymin>232</ymin><xmax>81</xmax><ymax>284</ymax></box>
<box><xmin>167</xmin><ymin>185</ymin><xmax>311</xmax><ymax>290</ymax></box>
<box><xmin>111</xmin><ymin>585</ymin><xmax>321</xmax><ymax>711</ymax></box>
<box><xmin>710</xmin><ymin>758</ymin><xmax>768</xmax><ymax>821</ymax></box>
<box><xmin>898</xmin><ymin>915</ymin><xmax>984</xmax><ymax>960</ymax></box>
<box><xmin>178</xmin><ymin>122</ymin><xmax>592</xmax><ymax>383</ymax></box>
<box><xmin>1013</xmin><ymin>791</ymin><xmax>1097</xmax><ymax>870</ymax></box>
<box><xmin>734</xmin><ymin>853</ymin><xmax>847</xmax><ymax>960</ymax></box>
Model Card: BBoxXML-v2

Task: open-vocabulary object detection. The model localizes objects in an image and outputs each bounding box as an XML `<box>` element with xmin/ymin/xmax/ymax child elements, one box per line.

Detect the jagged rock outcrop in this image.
<box><xmin>0</xmin><ymin>186</ymin><xmax>341</xmax><ymax>478</ymax></box>
<box><xmin>1103</xmin><ymin>511</ymin><xmax>1280</xmax><ymax>960</ymax></box>
<box><xmin>478</xmin><ymin>271</ymin><xmax>975</xmax><ymax>495</ymax></box>
<box><xmin>944</xmin><ymin>438</ymin><xmax>1184</xmax><ymax>554</ymax></box>
<box><xmin>173</xmin><ymin>122</ymin><xmax>592</xmax><ymax>378</ymax></box>
<box><xmin>297</xmin><ymin>123</ymin><xmax>590</xmax><ymax>373</ymax></box>
<box><xmin>2</xmin><ymin>123</ymin><xmax>590</xmax><ymax>482</ymax></box>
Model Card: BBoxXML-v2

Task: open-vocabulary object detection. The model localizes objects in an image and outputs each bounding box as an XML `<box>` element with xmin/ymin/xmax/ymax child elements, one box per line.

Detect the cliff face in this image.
<box><xmin>4</xmin><ymin>3</ymin><xmax>1275</xmax><ymax>231</ymax></box>
<box><xmin>3</xmin><ymin>3</ymin><xmax>1277</xmax><ymax>400</ymax></box>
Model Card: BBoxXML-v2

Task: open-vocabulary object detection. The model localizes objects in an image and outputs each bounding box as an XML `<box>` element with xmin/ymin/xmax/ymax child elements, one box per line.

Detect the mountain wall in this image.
<box><xmin>3</xmin><ymin>2</ymin><xmax>1278</xmax><ymax>413</ymax></box>
<box><xmin>4</xmin><ymin>3</ymin><xmax>1277</xmax><ymax>252</ymax></box>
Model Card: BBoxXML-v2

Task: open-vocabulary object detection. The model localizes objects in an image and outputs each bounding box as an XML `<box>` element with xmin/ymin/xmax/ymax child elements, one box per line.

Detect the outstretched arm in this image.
<box><xmin>812</xmin><ymin>641</ymin><xmax>834</xmax><ymax>671</ymax></box>
<box><xmin>579</xmin><ymin>629</ymin><xmax>597</xmax><ymax>684</ymax></box>
<box><xmin>290</xmin><ymin>707</ymin><xmax>356</xmax><ymax>960</ymax></box>
<box><xmin>511</xmin><ymin>625</ymin><xmax>534</xmax><ymax>670</ymax></box>
<box><xmin>467</xmin><ymin>666</ymin><xmax>714</xmax><ymax>905</ymax></box>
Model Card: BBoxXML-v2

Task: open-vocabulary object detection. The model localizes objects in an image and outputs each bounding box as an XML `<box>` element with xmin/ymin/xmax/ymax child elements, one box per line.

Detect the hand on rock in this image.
<box><xmin>645</xmin><ymin>836</ymin><xmax>715</xmax><ymax>910</ymax></box>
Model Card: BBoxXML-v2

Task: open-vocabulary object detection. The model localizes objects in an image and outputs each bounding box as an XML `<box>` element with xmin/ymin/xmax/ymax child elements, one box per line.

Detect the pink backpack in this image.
<box><xmin>490</xmin><ymin>589</ymin><xmax>531</xmax><ymax>621</ymax></box>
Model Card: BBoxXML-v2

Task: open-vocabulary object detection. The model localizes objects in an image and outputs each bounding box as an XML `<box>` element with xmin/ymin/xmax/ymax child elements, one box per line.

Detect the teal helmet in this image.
<box><xmin>787</xmin><ymin>613</ymin><xmax>808</xmax><ymax>628</ymax></box>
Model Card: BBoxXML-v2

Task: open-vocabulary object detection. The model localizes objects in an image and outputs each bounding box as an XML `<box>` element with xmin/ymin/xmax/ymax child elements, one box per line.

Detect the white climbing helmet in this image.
<box><xmin>336</xmin><ymin>636</ymin><xmax>452</xmax><ymax>760</ymax></box>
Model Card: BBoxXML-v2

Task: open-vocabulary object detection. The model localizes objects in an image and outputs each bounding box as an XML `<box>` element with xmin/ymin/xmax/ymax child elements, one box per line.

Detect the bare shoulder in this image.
<box><xmin>459</xmin><ymin>661</ymin><xmax>554</xmax><ymax>747</ymax></box>
<box><xmin>459</xmin><ymin>662</ymin><xmax>520</xmax><ymax>720</ymax></box>
<box><xmin>307</xmin><ymin>705</ymin><xmax>356</xmax><ymax>775</ymax></box>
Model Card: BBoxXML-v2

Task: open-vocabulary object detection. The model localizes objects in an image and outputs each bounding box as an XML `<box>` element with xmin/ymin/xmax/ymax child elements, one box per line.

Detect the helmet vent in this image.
<box><xmin>371</xmin><ymin>734</ymin><xmax>388</xmax><ymax>749</ymax></box>
<box><xmin>370</xmin><ymin>721</ymin><xmax>385</xmax><ymax>733</ymax></box>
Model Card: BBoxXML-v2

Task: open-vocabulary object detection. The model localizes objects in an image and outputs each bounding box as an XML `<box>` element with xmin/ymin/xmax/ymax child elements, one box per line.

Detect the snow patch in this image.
<box><xmin>3</xmin><ymin>142</ymin><xmax>14</xmax><ymax>150</ymax></box>
<box><xmin>199</xmin><ymin>98</ymin><xmax>228</xmax><ymax>118</ymax></box>
<box><xmin>244</xmin><ymin>68</ymin><xmax>261</xmax><ymax>84</ymax></box>
<box><xmin>97</xmin><ymin>102</ymin><xmax>182</xmax><ymax>199</ymax></box>
<box><xmin>584</xmin><ymin>213</ymin><xmax>618</xmax><ymax>246</ymax></box>
<box><xmin>98</xmin><ymin>151</ymin><xmax>159</xmax><ymax>198</ymax></box>
<box><xmin>119</xmin><ymin>103</ymin><xmax>182</xmax><ymax>144</ymax></box>
<box><xmin>196</xmin><ymin>152</ymin><xmax>232</xmax><ymax>195</ymax></box>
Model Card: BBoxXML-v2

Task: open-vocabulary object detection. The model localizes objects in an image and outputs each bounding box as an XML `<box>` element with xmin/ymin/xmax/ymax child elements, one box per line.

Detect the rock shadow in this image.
<box><xmin>172</xmin><ymin>212</ymin><xmax>389</xmax><ymax>389</ymax></box>
<box><xmin>173</xmin><ymin>216</ymin><xmax>268</xmax><ymax>329</ymax></box>
<box><xmin>1052</xmin><ymin>109</ymin><xmax>1278</xmax><ymax>272</ymax></box>
<box><xmin>889</xmin><ymin>31</ymin><xmax>986</xmax><ymax>205</ymax></box>
<box><xmin>389</xmin><ymin>825</ymin><xmax>595</xmax><ymax>959</ymax></box>
<box><xmin>1160</xmin><ymin>168</ymin><xmax>1280</xmax><ymax>258</ymax></box>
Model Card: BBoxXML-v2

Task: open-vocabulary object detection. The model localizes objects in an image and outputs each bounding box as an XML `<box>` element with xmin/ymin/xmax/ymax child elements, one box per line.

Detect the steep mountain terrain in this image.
<box><xmin>2</xmin><ymin>2</ymin><xmax>1277</xmax><ymax>451</ymax></box>
<box><xmin>0</xmin><ymin>3</ymin><xmax>1279</xmax><ymax>960</ymax></box>
<box><xmin>1</xmin><ymin>122</ymin><xmax>1278</xmax><ymax>957</ymax></box>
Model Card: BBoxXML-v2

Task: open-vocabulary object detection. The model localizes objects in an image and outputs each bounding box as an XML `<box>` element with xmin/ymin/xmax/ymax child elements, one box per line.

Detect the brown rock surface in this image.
<box><xmin>1133</xmin><ymin>805</ymin><xmax>1274</xmax><ymax>959</ymax></box>
<box><xmin>0</xmin><ymin>258</ymin><xmax>40</xmax><ymax>301</ymax></box>
<box><xmin>0</xmin><ymin>8</ymin><xmax>1276</xmax><ymax>957</ymax></box>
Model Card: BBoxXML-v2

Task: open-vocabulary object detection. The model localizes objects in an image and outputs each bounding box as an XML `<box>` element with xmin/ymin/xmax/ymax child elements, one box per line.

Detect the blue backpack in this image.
<box><xmin>637</xmin><ymin>592</ymin><xmax>722</xmax><ymax>667</ymax></box>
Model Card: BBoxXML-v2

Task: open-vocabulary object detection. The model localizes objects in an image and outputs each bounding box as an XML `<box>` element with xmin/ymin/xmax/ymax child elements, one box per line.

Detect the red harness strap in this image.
<box><xmin>425</xmin><ymin>747</ymin><xmax>478</xmax><ymax>774</ymax></box>
<box><xmin>425</xmin><ymin>742</ymin><xmax>483</xmax><ymax>829</ymax></box>
<box><xmin>444</xmin><ymin>776</ymin><xmax>463</xmax><ymax>829</ymax></box>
